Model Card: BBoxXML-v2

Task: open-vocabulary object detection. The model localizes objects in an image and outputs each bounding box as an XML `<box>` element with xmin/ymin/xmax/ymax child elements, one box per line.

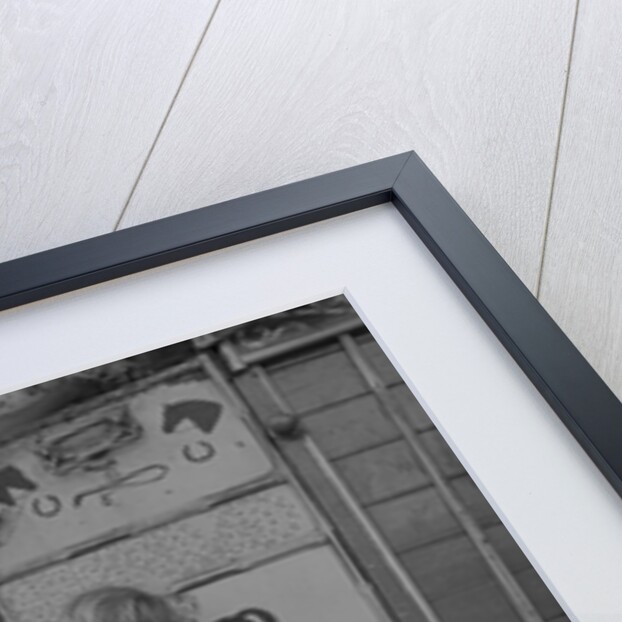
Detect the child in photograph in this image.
<box><xmin>64</xmin><ymin>587</ymin><xmax>184</xmax><ymax>622</ymax></box>
<box><xmin>63</xmin><ymin>586</ymin><xmax>278</xmax><ymax>622</ymax></box>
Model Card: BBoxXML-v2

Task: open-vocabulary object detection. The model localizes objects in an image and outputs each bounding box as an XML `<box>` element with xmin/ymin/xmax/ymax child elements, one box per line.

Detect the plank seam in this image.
<box><xmin>113</xmin><ymin>0</ymin><xmax>225</xmax><ymax>231</ymax></box>
<box><xmin>534</xmin><ymin>0</ymin><xmax>581</xmax><ymax>298</ymax></box>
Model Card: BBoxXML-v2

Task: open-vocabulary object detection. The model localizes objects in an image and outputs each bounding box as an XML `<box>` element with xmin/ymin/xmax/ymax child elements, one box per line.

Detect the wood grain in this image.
<box><xmin>389</xmin><ymin>384</ymin><xmax>436</xmax><ymax>432</ymax></box>
<box><xmin>334</xmin><ymin>440</ymin><xmax>430</xmax><ymax>505</ymax></box>
<box><xmin>515</xmin><ymin>568</ymin><xmax>565</xmax><ymax>620</ymax></box>
<box><xmin>270</xmin><ymin>350</ymin><xmax>367</xmax><ymax>412</ymax></box>
<box><xmin>450</xmin><ymin>475</ymin><xmax>500</xmax><ymax>527</ymax></box>
<box><xmin>368</xmin><ymin>486</ymin><xmax>460</xmax><ymax>551</ymax></box>
<box><xmin>538</xmin><ymin>0</ymin><xmax>622</xmax><ymax>399</ymax></box>
<box><xmin>302</xmin><ymin>394</ymin><xmax>401</xmax><ymax>458</ymax></box>
<box><xmin>0</xmin><ymin>0</ymin><xmax>218</xmax><ymax>262</ymax></box>
<box><xmin>400</xmin><ymin>534</ymin><xmax>493</xmax><ymax>601</ymax></box>
<box><xmin>119</xmin><ymin>0</ymin><xmax>576</xmax><ymax>290</ymax></box>
<box><xmin>484</xmin><ymin>523</ymin><xmax>531</xmax><ymax>573</ymax></box>
<box><xmin>433</xmin><ymin>583</ymin><xmax>521</xmax><ymax>622</ymax></box>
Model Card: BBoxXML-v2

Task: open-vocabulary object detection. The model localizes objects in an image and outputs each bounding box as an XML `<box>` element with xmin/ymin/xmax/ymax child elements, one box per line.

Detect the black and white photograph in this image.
<box><xmin>2</xmin><ymin>2</ymin><xmax>622</xmax><ymax>620</ymax></box>
<box><xmin>0</xmin><ymin>296</ymin><xmax>567</xmax><ymax>622</ymax></box>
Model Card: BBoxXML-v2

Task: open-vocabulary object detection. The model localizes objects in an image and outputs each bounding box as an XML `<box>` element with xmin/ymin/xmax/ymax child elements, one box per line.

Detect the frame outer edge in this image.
<box><xmin>391</xmin><ymin>151</ymin><xmax>622</xmax><ymax>498</ymax></box>
<box><xmin>0</xmin><ymin>153</ymin><xmax>412</xmax><ymax>311</ymax></box>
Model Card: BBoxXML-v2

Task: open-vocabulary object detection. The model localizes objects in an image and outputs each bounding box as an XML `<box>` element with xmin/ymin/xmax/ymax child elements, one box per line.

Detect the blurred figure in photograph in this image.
<box><xmin>63</xmin><ymin>586</ymin><xmax>278</xmax><ymax>622</ymax></box>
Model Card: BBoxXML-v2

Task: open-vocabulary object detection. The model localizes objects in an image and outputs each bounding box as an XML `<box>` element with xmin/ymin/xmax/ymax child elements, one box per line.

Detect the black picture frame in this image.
<box><xmin>1</xmin><ymin>150</ymin><xmax>621</xmax><ymax>500</ymax></box>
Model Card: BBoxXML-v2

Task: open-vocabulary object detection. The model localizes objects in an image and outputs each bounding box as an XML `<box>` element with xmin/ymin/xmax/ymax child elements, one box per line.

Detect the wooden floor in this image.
<box><xmin>2</xmin><ymin>1</ymin><xmax>620</xmax><ymax>400</ymax></box>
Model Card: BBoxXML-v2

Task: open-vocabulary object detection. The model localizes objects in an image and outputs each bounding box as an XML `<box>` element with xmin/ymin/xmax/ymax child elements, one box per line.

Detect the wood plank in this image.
<box><xmin>0</xmin><ymin>0</ymin><xmax>218</xmax><ymax>262</ymax></box>
<box><xmin>450</xmin><ymin>475</ymin><xmax>500</xmax><ymax>528</ymax></box>
<box><xmin>265</xmin><ymin>342</ymin><xmax>341</xmax><ymax>372</ymax></box>
<box><xmin>334</xmin><ymin>440</ymin><xmax>429</xmax><ymax>505</ymax></box>
<box><xmin>400</xmin><ymin>534</ymin><xmax>494</xmax><ymax>601</ymax></box>
<box><xmin>484</xmin><ymin>523</ymin><xmax>531</xmax><ymax>573</ymax></box>
<box><xmin>515</xmin><ymin>568</ymin><xmax>564</xmax><ymax>620</ymax></box>
<box><xmin>269</xmin><ymin>350</ymin><xmax>367</xmax><ymax>412</ymax></box>
<box><xmin>367</xmin><ymin>486</ymin><xmax>459</xmax><ymax>551</ymax></box>
<box><xmin>538</xmin><ymin>0</ymin><xmax>622</xmax><ymax>400</ymax></box>
<box><xmin>119</xmin><ymin>0</ymin><xmax>576</xmax><ymax>291</ymax></box>
<box><xmin>419</xmin><ymin>429</ymin><xmax>466</xmax><ymax>478</ymax></box>
<box><xmin>432</xmin><ymin>582</ymin><xmax>521</xmax><ymax>622</ymax></box>
<box><xmin>357</xmin><ymin>338</ymin><xmax>403</xmax><ymax>386</ymax></box>
<box><xmin>302</xmin><ymin>394</ymin><xmax>400</xmax><ymax>459</ymax></box>
<box><xmin>233</xmin><ymin>370</ymin><xmax>283</xmax><ymax>425</ymax></box>
<box><xmin>389</xmin><ymin>384</ymin><xmax>435</xmax><ymax>432</ymax></box>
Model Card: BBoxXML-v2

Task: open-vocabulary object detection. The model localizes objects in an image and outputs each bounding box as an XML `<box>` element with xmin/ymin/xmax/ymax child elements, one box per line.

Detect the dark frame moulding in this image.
<box><xmin>1</xmin><ymin>150</ymin><xmax>621</xmax><ymax>499</ymax></box>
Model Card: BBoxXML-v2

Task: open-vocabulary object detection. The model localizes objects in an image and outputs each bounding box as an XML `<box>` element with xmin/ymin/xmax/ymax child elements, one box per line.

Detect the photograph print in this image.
<box><xmin>0</xmin><ymin>296</ymin><xmax>568</xmax><ymax>622</ymax></box>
